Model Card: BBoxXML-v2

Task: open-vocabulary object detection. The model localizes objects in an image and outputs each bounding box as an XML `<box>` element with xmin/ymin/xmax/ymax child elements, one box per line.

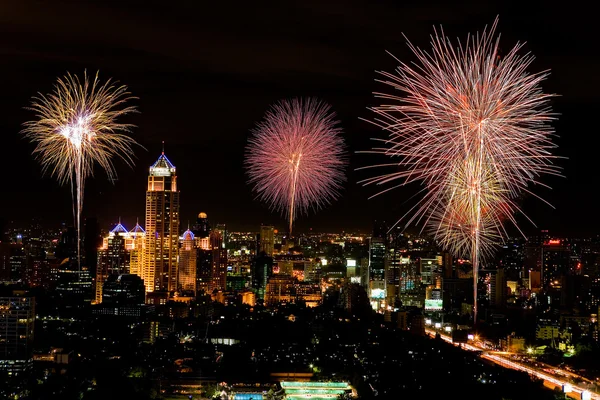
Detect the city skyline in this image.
<box><xmin>2</xmin><ymin>3</ymin><xmax>600</xmax><ymax>398</ymax></box>
<box><xmin>1</xmin><ymin>2</ymin><xmax>597</xmax><ymax>236</ymax></box>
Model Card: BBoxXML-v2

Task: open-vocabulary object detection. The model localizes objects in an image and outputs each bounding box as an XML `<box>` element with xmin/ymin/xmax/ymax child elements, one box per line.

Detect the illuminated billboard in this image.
<box><xmin>370</xmin><ymin>288</ymin><xmax>385</xmax><ymax>299</ymax></box>
<box><xmin>320</xmin><ymin>259</ymin><xmax>328</xmax><ymax>266</ymax></box>
<box><xmin>424</xmin><ymin>299</ymin><xmax>443</xmax><ymax>311</ymax></box>
<box><xmin>346</xmin><ymin>259</ymin><xmax>357</xmax><ymax>267</ymax></box>
<box><xmin>350</xmin><ymin>276</ymin><xmax>361</xmax><ymax>284</ymax></box>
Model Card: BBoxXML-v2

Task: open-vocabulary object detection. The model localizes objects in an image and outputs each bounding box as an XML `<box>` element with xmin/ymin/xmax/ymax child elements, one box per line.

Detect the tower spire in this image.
<box><xmin>162</xmin><ymin>140</ymin><xmax>165</xmax><ymax>155</ymax></box>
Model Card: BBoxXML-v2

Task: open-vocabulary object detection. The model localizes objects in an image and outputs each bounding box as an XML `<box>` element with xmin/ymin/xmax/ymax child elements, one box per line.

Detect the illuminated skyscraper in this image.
<box><xmin>142</xmin><ymin>151</ymin><xmax>180</xmax><ymax>293</ymax></box>
<box><xmin>128</xmin><ymin>221</ymin><xmax>145</xmax><ymax>277</ymax></box>
<box><xmin>95</xmin><ymin>222</ymin><xmax>129</xmax><ymax>304</ymax></box>
<box><xmin>259</xmin><ymin>225</ymin><xmax>275</xmax><ymax>257</ymax></box>
<box><xmin>178</xmin><ymin>229</ymin><xmax>197</xmax><ymax>293</ymax></box>
<box><xmin>95</xmin><ymin>221</ymin><xmax>146</xmax><ymax>304</ymax></box>
<box><xmin>368</xmin><ymin>237</ymin><xmax>386</xmax><ymax>302</ymax></box>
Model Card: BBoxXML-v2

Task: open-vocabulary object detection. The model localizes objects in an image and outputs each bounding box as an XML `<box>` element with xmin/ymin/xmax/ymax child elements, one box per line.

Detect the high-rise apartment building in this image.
<box><xmin>252</xmin><ymin>252</ymin><xmax>274</xmax><ymax>300</ymax></box>
<box><xmin>542</xmin><ymin>239</ymin><xmax>571</xmax><ymax>288</ymax></box>
<box><xmin>178</xmin><ymin>229</ymin><xmax>197</xmax><ymax>293</ymax></box>
<box><xmin>490</xmin><ymin>268</ymin><xmax>507</xmax><ymax>308</ymax></box>
<box><xmin>196</xmin><ymin>249</ymin><xmax>212</xmax><ymax>294</ymax></box>
<box><xmin>259</xmin><ymin>225</ymin><xmax>275</xmax><ymax>257</ymax></box>
<box><xmin>142</xmin><ymin>152</ymin><xmax>180</xmax><ymax>294</ymax></box>
<box><xmin>368</xmin><ymin>237</ymin><xmax>386</xmax><ymax>281</ymax></box>
<box><xmin>0</xmin><ymin>295</ymin><xmax>35</xmax><ymax>373</ymax></box>
<box><xmin>420</xmin><ymin>257</ymin><xmax>442</xmax><ymax>285</ymax></box>
<box><xmin>368</xmin><ymin>237</ymin><xmax>386</xmax><ymax>302</ymax></box>
<box><xmin>209</xmin><ymin>230</ymin><xmax>227</xmax><ymax>292</ymax></box>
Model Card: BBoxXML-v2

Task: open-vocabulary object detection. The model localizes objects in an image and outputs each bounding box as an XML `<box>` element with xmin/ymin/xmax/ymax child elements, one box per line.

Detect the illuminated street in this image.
<box><xmin>426</xmin><ymin>328</ymin><xmax>598</xmax><ymax>400</ymax></box>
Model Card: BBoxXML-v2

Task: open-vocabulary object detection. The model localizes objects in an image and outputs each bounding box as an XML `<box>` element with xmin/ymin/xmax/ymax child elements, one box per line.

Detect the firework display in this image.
<box><xmin>23</xmin><ymin>71</ymin><xmax>139</xmax><ymax>272</ymax></box>
<box><xmin>361</xmin><ymin>19</ymin><xmax>560</xmax><ymax>321</ymax></box>
<box><xmin>245</xmin><ymin>98</ymin><xmax>346</xmax><ymax>235</ymax></box>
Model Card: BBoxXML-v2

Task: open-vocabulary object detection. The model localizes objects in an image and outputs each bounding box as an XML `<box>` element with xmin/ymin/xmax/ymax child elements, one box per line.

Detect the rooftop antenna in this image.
<box><xmin>162</xmin><ymin>140</ymin><xmax>165</xmax><ymax>155</ymax></box>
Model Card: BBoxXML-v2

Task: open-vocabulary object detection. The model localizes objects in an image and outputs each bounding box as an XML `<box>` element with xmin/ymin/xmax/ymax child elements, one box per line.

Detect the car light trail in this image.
<box><xmin>426</xmin><ymin>328</ymin><xmax>598</xmax><ymax>399</ymax></box>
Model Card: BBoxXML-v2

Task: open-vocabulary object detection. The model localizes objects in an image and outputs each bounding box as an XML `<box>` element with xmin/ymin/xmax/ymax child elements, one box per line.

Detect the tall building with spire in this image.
<box><xmin>142</xmin><ymin>151</ymin><xmax>180</xmax><ymax>294</ymax></box>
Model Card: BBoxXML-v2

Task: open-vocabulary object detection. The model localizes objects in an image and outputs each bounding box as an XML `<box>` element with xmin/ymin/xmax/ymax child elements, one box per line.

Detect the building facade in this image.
<box><xmin>0</xmin><ymin>296</ymin><xmax>35</xmax><ymax>373</ymax></box>
<box><xmin>259</xmin><ymin>225</ymin><xmax>275</xmax><ymax>257</ymax></box>
<box><xmin>96</xmin><ymin>222</ymin><xmax>146</xmax><ymax>304</ymax></box>
<box><xmin>209</xmin><ymin>230</ymin><xmax>227</xmax><ymax>292</ymax></box>
<box><xmin>142</xmin><ymin>152</ymin><xmax>180</xmax><ymax>293</ymax></box>
<box><xmin>178</xmin><ymin>229</ymin><xmax>197</xmax><ymax>293</ymax></box>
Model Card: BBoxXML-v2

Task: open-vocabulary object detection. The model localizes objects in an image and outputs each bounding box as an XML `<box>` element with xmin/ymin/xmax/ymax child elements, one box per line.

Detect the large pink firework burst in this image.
<box><xmin>245</xmin><ymin>98</ymin><xmax>346</xmax><ymax>235</ymax></box>
<box><xmin>361</xmin><ymin>19</ymin><xmax>561</xmax><ymax>322</ymax></box>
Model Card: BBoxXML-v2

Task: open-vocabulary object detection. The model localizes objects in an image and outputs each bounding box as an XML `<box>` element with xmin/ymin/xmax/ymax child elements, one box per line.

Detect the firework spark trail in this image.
<box><xmin>245</xmin><ymin>98</ymin><xmax>346</xmax><ymax>235</ymax></box>
<box><xmin>360</xmin><ymin>18</ymin><xmax>561</xmax><ymax>323</ymax></box>
<box><xmin>23</xmin><ymin>71</ymin><xmax>139</xmax><ymax>275</ymax></box>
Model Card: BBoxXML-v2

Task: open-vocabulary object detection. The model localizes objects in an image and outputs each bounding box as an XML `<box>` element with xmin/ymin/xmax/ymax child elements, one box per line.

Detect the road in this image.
<box><xmin>425</xmin><ymin>328</ymin><xmax>598</xmax><ymax>400</ymax></box>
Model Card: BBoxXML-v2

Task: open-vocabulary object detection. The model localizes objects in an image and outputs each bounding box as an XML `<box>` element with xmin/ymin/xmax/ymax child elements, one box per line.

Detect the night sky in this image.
<box><xmin>0</xmin><ymin>1</ymin><xmax>597</xmax><ymax>236</ymax></box>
